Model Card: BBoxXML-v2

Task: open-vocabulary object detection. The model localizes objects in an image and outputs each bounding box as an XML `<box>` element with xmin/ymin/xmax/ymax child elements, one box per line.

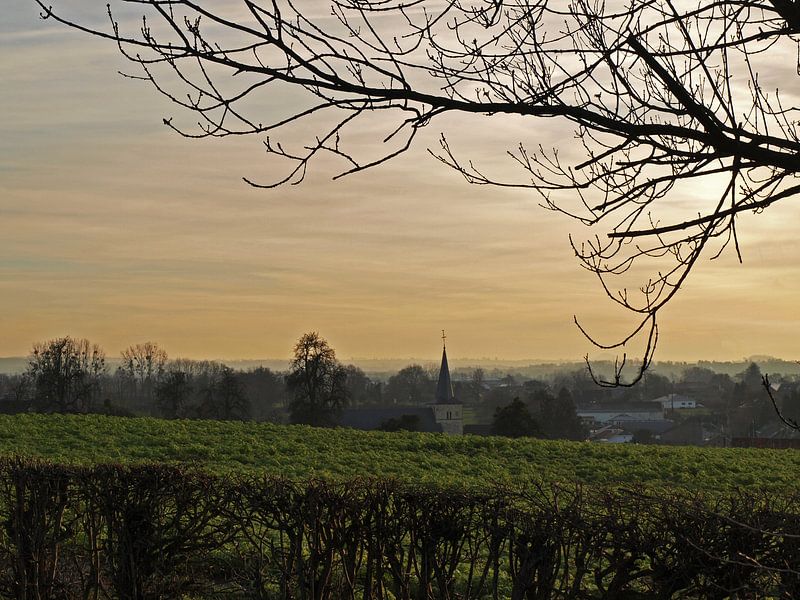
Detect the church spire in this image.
<box><xmin>435</xmin><ymin>330</ymin><xmax>455</xmax><ymax>404</ymax></box>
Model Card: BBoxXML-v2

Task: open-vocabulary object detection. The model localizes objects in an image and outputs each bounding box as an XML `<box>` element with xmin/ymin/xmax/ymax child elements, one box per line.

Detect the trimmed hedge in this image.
<box><xmin>0</xmin><ymin>458</ymin><xmax>797</xmax><ymax>599</ymax></box>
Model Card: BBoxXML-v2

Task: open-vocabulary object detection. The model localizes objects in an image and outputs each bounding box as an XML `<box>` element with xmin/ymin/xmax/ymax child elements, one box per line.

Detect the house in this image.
<box><xmin>591</xmin><ymin>427</ymin><xmax>634</xmax><ymax>443</ymax></box>
<box><xmin>615</xmin><ymin>419</ymin><xmax>675</xmax><ymax>436</ymax></box>
<box><xmin>577</xmin><ymin>402</ymin><xmax>664</xmax><ymax>425</ymax></box>
<box><xmin>588</xmin><ymin>419</ymin><xmax>674</xmax><ymax>444</ymax></box>
<box><xmin>654</xmin><ymin>393</ymin><xmax>697</xmax><ymax>410</ymax></box>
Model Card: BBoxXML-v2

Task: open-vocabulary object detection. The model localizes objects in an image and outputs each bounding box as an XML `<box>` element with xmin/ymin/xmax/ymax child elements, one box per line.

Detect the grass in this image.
<box><xmin>0</xmin><ymin>413</ymin><xmax>798</xmax><ymax>491</ymax></box>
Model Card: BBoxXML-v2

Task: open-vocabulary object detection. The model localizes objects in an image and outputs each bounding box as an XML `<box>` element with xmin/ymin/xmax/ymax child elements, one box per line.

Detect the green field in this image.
<box><xmin>0</xmin><ymin>413</ymin><xmax>798</xmax><ymax>490</ymax></box>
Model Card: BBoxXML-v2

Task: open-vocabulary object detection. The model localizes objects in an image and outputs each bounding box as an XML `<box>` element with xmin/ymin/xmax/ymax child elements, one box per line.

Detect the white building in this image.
<box><xmin>654</xmin><ymin>394</ymin><xmax>697</xmax><ymax>410</ymax></box>
<box><xmin>577</xmin><ymin>402</ymin><xmax>664</xmax><ymax>425</ymax></box>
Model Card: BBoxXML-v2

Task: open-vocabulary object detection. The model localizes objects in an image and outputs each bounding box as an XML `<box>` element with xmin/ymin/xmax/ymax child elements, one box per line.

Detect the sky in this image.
<box><xmin>2</xmin><ymin>1</ymin><xmax>800</xmax><ymax>364</ymax></box>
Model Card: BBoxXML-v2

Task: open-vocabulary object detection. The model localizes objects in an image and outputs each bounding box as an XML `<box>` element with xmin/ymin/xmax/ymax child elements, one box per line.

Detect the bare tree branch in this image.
<box><xmin>35</xmin><ymin>0</ymin><xmax>800</xmax><ymax>383</ymax></box>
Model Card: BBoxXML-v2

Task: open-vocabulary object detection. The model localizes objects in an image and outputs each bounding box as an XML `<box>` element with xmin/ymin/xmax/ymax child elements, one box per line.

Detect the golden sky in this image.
<box><xmin>2</xmin><ymin>2</ymin><xmax>800</xmax><ymax>363</ymax></box>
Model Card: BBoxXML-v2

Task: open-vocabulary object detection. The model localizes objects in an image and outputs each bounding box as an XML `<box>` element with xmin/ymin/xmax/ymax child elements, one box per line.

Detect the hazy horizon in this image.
<box><xmin>1</xmin><ymin>351</ymin><xmax>797</xmax><ymax>369</ymax></box>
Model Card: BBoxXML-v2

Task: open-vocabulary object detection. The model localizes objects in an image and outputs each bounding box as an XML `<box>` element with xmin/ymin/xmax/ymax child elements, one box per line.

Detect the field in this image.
<box><xmin>1</xmin><ymin>414</ymin><xmax>800</xmax><ymax>598</ymax></box>
<box><xmin>0</xmin><ymin>413</ymin><xmax>798</xmax><ymax>490</ymax></box>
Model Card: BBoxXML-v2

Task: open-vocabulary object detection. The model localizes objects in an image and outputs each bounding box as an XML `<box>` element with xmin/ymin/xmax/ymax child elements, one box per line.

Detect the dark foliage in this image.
<box><xmin>491</xmin><ymin>398</ymin><xmax>540</xmax><ymax>438</ymax></box>
<box><xmin>384</xmin><ymin>365</ymin><xmax>435</xmax><ymax>406</ymax></box>
<box><xmin>287</xmin><ymin>332</ymin><xmax>349</xmax><ymax>427</ymax></box>
<box><xmin>154</xmin><ymin>370</ymin><xmax>192</xmax><ymax>419</ymax></box>
<box><xmin>539</xmin><ymin>388</ymin><xmax>588</xmax><ymax>441</ymax></box>
<box><xmin>379</xmin><ymin>414</ymin><xmax>421</xmax><ymax>432</ymax></box>
<box><xmin>26</xmin><ymin>337</ymin><xmax>106</xmax><ymax>413</ymax></box>
<box><xmin>200</xmin><ymin>366</ymin><xmax>251</xmax><ymax>421</ymax></box>
<box><xmin>0</xmin><ymin>458</ymin><xmax>797</xmax><ymax>598</ymax></box>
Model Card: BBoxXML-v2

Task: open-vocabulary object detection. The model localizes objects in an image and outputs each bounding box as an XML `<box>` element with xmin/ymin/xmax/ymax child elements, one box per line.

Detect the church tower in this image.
<box><xmin>430</xmin><ymin>331</ymin><xmax>463</xmax><ymax>435</ymax></box>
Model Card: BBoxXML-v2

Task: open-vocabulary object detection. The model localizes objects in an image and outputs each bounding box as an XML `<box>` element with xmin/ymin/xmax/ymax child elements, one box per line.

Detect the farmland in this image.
<box><xmin>0</xmin><ymin>413</ymin><xmax>797</xmax><ymax>490</ymax></box>
<box><xmin>1</xmin><ymin>415</ymin><xmax>799</xmax><ymax>598</ymax></box>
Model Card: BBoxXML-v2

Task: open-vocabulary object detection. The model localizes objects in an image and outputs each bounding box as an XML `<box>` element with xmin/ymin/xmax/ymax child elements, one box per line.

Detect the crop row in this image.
<box><xmin>0</xmin><ymin>414</ymin><xmax>798</xmax><ymax>490</ymax></box>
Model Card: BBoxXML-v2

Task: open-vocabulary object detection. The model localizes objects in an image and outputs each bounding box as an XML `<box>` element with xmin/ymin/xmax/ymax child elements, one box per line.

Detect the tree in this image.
<box><xmin>552</xmin><ymin>369</ymin><xmax>608</xmax><ymax>405</ymax></box>
<box><xmin>154</xmin><ymin>369</ymin><xmax>192</xmax><ymax>419</ymax></box>
<box><xmin>286</xmin><ymin>332</ymin><xmax>348</xmax><ymax>427</ymax></box>
<box><xmin>26</xmin><ymin>337</ymin><xmax>106</xmax><ymax>413</ymax></box>
<box><xmin>384</xmin><ymin>365</ymin><xmax>434</xmax><ymax>406</ymax></box>
<box><xmin>237</xmin><ymin>366</ymin><xmax>289</xmax><ymax>420</ymax></box>
<box><xmin>491</xmin><ymin>398</ymin><xmax>540</xmax><ymax>438</ymax></box>
<box><xmin>639</xmin><ymin>372</ymin><xmax>673</xmax><ymax>402</ymax></box>
<box><xmin>343</xmin><ymin>364</ymin><xmax>381</xmax><ymax>407</ymax></box>
<box><xmin>200</xmin><ymin>366</ymin><xmax>251</xmax><ymax>421</ymax></box>
<box><xmin>480</xmin><ymin>384</ymin><xmax>519</xmax><ymax>423</ymax></box>
<box><xmin>738</xmin><ymin>362</ymin><xmax>764</xmax><ymax>394</ymax></box>
<box><xmin>0</xmin><ymin>374</ymin><xmax>33</xmax><ymax>414</ymax></box>
<box><xmin>779</xmin><ymin>384</ymin><xmax>800</xmax><ymax>425</ymax></box>
<box><xmin>632</xmin><ymin>429</ymin><xmax>655</xmax><ymax>445</ymax></box>
<box><xmin>119</xmin><ymin>342</ymin><xmax>168</xmax><ymax>407</ymax></box>
<box><xmin>764</xmin><ymin>374</ymin><xmax>800</xmax><ymax>432</ymax></box>
<box><xmin>677</xmin><ymin>367</ymin><xmax>734</xmax><ymax>410</ymax></box>
<box><xmin>538</xmin><ymin>388</ymin><xmax>588</xmax><ymax>441</ymax></box>
<box><xmin>468</xmin><ymin>368</ymin><xmax>485</xmax><ymax>405</ymax></box>
<box><xmin>39</xmin><ymin>1</ymin><xmax>800</xmax><ymax>381</ymax></box>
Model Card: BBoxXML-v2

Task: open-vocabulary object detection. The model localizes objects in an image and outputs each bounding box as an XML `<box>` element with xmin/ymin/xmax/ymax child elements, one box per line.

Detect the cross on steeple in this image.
<box><xmin>441</xmin><ymin>329</ymin><xmax>447</xmax><ymax>349</ymax></box>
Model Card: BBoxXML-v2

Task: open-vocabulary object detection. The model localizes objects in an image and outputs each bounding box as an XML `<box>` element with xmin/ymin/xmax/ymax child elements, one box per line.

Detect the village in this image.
<box><xmin>337</xmin><ymin>337</ymin><xmax>800</xmax><ymax>448</ymax></box>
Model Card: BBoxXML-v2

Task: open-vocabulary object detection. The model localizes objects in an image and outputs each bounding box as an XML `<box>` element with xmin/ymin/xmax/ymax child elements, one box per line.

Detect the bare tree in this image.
<box><xmin>286</xmin><ymin>331</ymin><xmax>348</xmax><ymax>426</ymax></box>
<box><xmin>36</xmin><ymin>0</ymin><xmax>800</xmax><ymax>383</ymax></box>
<box><xmin>154</xmin><ymin>368</ymin><xmax>192</xmax><ymax>419</ymax></box>
<box><xmin>27</xmin><ymin>337</ymin><xmax>107</xmax><ymax>413</ymax></box>
<box><xmin>120</xmin><ymin>342</ymin><xmax>169</xmax><ymax>405</ymax></box>
<box><xmin>763</xmin><ymin>373</ymin><xmax>800</xmax><ymax>432</ymax></box>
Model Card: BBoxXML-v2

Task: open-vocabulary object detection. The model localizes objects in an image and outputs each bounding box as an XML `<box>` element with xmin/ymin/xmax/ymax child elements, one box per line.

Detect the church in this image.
<box><xmin>428</xmin><ymin>333</ymin><xmax>464</xmax><ymax>434</ymax></box>
<box><xmin>338</xmin><ymin>333</ymin><xmax>464</xmax><ymax>435</ymax></box>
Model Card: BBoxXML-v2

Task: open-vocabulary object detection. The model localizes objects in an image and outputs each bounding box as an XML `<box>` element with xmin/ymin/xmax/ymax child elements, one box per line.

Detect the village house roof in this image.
<box><xmin>577</xmin><ymin>402</ymin><xmax>662</xmax><ymax>413</ymax></box>
<box><xmin>652</xmin><ymin>393</ymin><xmax>695</xmax><ymax>406</ymax></box>
<box><xmin>613</xmin><ymin>420</ymin><xmax>675</xmax><ymax>434</ymax></box>
<box><xmin>339</xmin><ymin>407</ymin><xmax>442</xmax><ymax>432</ymax></box>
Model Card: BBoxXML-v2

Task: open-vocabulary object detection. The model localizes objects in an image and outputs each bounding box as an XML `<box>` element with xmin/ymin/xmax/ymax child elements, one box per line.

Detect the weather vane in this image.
<box><xmin>441</xmin><ymin>329</ymin><xmax>447</xmax><ymax>348</ymax></box>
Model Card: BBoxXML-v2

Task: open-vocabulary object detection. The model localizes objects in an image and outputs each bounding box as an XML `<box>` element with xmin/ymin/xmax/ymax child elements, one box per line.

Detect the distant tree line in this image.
<box><xmin>0</xmin><ymin>336</ymin><xmax>284</xmax><ymax>422</ymax></box>
<box><xmin>479</xmin><ymin>362</ymin><xmax>800</xmax><ymax>442</ymax></box>
<box><xmin>491</xmin><ymin>388</ymin><xmax>587</xmax><ymax>441</ymax></box>
<box><xmin>1</xmin><ymin>334</ymin><xmax>798</xmax><ymax>440</ymax></box>
<box><xmin>0</xmin><ymin>333</ymin><xmax>378</xmax><ymax>427</ymax></box>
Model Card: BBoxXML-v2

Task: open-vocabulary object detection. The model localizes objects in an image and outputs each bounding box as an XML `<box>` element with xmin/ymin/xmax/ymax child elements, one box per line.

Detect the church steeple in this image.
<box><xmin>435</xmin><ymin>330</ymin><xmax>456</xmax><ymax>404</ymax></box>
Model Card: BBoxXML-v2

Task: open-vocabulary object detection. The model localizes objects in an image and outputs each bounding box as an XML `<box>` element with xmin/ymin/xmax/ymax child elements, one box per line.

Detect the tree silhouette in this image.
<box><xmin>385</xmin><ymin>365</ymin><xmax>434</xmax><ymax>406</ymax></box>
<box><xmin>538</xmin><ymin>388</ymin><xmax>588</xmax><ymax>441</ymax></box>
<box><xmin>37</xmin><ymin>1</ymin><xmax>800</xmax><ymax>382</ymax></box>
<box><xmin>119</xmin><ymin>342</ymin><xmax>169</xmax><ymax>407</ymax></box>
<box><xmin>286</xmin><ymin>332</ymin><xmax>348</xmax><ymax>426</ymax></box>
<box><xmin>26</xmin><ymin>337</ymin><xmax>106</xmax><ymax>413</ymax></box>
<box><xmin>491</xmin><ymin>397</ymin><xmax>540</xmax><ymax>438</ymax></box>
<box><xmin>200</xmin><ymin>366</ymin><xmax>251</xmax><ymax>420</ymax></box>
<box><xmin>154</xmin><ymin>369</ymin><xmax>192</xmax><ymax>419</ymax></box>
